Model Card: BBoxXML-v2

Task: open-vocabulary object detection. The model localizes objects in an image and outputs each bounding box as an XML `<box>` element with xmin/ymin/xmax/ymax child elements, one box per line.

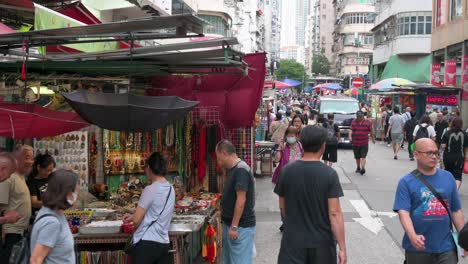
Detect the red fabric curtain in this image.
<box><xmin>147</xmin><ymin>53</ymin><xmax>266</xmax><ymax>128</ymax></box>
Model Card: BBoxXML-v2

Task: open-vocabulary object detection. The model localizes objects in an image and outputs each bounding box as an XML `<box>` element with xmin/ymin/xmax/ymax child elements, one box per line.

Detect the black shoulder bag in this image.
<box><xmin>411</xmin><ymin>169</ymin><xmax>460</xmax><ymax>257</ymax></box>
<box><xmin>124</xmin><ymin>187</ymin><xmax>172</xmax><ymax>255</ymax></box>
<box><xmin>9</xmin><ymin>214</ymin><xmax>59</xmax><ymax>264</ymax></box>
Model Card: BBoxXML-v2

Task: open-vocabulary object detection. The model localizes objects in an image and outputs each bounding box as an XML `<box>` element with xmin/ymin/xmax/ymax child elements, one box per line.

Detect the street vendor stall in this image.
<box><xmin>0</xmin><ymin>4</ymin><xmax>265</xmax><ymax>262</ymax></box>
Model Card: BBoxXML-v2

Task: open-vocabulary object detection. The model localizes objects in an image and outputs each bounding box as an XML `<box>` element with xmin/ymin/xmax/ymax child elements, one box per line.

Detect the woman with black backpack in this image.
<box><xmin>412</xmin><ymin>115</ymin><xmax>436</xmax><ymax>142</ymax></box>
<box><xmin>441</xmin><ymin>117</ymin><xmax>468</xmax><ymax>190</ymax></box>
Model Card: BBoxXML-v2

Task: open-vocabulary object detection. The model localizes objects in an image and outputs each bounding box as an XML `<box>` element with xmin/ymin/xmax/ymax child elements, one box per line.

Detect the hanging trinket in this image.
<box><xmin>166</xmin><ymin>125</ymin><xmax>174</xmax><ymax>147</ymax></box>
<box><xmin>135</xmin><ymin>132</ymin><xmax>142</xmax><ymax>152</ymax></box>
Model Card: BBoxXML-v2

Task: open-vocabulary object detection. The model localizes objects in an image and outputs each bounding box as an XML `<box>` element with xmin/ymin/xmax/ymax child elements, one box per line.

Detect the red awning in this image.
<box><xmin>147</xmin><ymin>53</ymin><xmax>266</xmax><ymax>128</ymax></box>
<box><xmin>264</xmin><ymin>80</ymin><xmax>290</xmax><ymax>89</ymax></box>
<box><xmin>0</xmin><ymin>103</ymin><xmax>89</xmax><ymax>139</ymax></box>
<box><xmin>0</xmin><ymin>22</ymin><xmax>15</xmax><ymax>35</ymax></box>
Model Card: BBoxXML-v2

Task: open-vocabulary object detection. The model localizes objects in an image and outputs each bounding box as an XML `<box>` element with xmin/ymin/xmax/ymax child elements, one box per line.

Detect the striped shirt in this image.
<box><xmin>351</xmin><ymin>119</ymin><xmax>372</xmax><ymax>146</ymax></box>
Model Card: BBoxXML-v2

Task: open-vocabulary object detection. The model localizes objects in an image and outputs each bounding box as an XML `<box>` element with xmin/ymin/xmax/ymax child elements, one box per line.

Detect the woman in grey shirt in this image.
<box><xmin>30</xmin><ymin>170</ymin><xmax>78</xmax><ymax>264</ymax></box>
<box><xmin>123</xmin><ymin>152</ymin><xmax>175</xmax><ymax>264</ymax></box>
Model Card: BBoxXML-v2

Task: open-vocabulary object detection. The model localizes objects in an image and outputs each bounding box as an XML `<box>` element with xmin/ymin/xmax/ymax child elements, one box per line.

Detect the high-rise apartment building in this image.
<box><xmin>280</xmin><ymin>0</ymin><xmax>311</xmax><ymax>65</ymax></box>
<box><xmin>310</xmin><ymin>0</ymin><xmax>336</xmax><ymax>74</ymax></box>
<box><xmin>371</xmin><ymin>0</ymin><xmax>432</xmax><ymax>83</ymax></box>
<box><xmin>332</xmin><ymin>0</ymin><xmax>375</xmax><ymax>78</ymax></box>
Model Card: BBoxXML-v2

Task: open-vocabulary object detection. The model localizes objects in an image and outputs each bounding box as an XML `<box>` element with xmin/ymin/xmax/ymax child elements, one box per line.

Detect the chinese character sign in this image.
<box><xmin>431</xmin><ymin>63</ymin><xmax>442</xmax><ymax>86</ymax></box>
<box><xmin>445</xmin><ymin>60</ymin><xmax>457</xmax><ymax>86</ymax></box>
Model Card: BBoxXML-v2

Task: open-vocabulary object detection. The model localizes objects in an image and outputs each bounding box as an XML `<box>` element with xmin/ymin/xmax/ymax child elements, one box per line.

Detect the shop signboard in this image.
<box><xmin>462</xmin><ymin>55</ymin><xmax>468</xmax><ymax>100</ymax></box>
<box><xmin>436</xmin><ymin>0</ymin><xmax>447</xmax><ymax>26</ymax></box>
<box><xmin>445</xmin><ymin>59</ymin><xmax>457</xmax><ymax>86</ymax></box>
<box><xmin>430</xmin><ymin>63</ymin><xmax>442</xmax><ymax>86</ymax></box>
<box><xmin>426</xmin><ymin>95</ymin><xmax>458</xmax><ymax>106</ymax></box>
<box><xmin>34</xmin><ymin>4</ymin><xmax>118</xmax><ymax>54</ymax></box>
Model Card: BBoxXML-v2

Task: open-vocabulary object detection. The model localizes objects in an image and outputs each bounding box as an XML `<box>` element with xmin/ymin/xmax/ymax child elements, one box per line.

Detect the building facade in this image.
<box><xmin>431</xmin><ymin>0</ymin><xmax>468</xmax><ymax>124</ymax></box>
<box><xmin>280</xmin><ymin>0</ymin><xmax>311</xmax><ymax>65</ymax></box>
<box><xmin>311</xmin><ymin>0</ymin><xmax>336</xmax><ymax>75</ymax></box>
<box><xmin>332</xmin><ymin>0</ymin><xmax>375</xmax><ymax>78</ymax></box>
<box><xmin>371</xmin><ymin>0</ymin><xmax>432</xmax><ymax>83</ymax></box>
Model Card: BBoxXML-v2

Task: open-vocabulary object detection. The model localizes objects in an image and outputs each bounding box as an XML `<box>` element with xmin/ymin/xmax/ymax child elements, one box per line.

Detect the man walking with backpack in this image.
<box><xmin>323</xmin><ymin>113</ymin><xmax>340</xmax><ymax>167</ymax></box>
<box><xmin>393</xmin><ymin>138</ymin><xmax>466</xmax><ymax>263</ymax></box>
<box><xmin>441</xmin><ymin>117</ymin><xmax>468</xmax><ymax>190</ymax></box>
<box><xmin>404</xmin><ymin>111</ymin><xmax>418</xmax><ymax>161</ymax></box>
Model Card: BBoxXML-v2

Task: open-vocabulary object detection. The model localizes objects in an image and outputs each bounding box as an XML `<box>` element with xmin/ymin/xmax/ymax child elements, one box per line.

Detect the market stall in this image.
<box><xmin>0</xmin><ymin>5</ymin><xmax>265</xmax><ymax>262</ymax></box>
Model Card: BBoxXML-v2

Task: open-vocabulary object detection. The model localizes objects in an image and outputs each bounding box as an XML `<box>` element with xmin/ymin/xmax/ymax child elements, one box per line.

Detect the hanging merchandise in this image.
<box><xmin>166</xmin><ymin>124</ymin><xmax>174</xmax><ymax>147</ymax></box>
<box><xmin>176</xmin><ymin>120</ymin><xmax>185</xmax><ymax>177</ymax></box>
<box><xmin>34</xmin><ymin>131</ymin><xmax>89</xmax><ymax>184</ymax></box>
<box><xmin>198</xmin><ymin>126</ymin><xmax>207</xmax><ymax>183</ymax></box>
<box><xmin>202</xmin><ymin>225</ymin><xmax>217</xmax><ymax>263</ymax></box>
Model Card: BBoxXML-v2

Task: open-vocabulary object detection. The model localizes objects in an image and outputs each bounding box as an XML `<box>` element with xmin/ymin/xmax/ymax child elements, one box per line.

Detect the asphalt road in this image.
<box><xmin>254</xmin><ymin>142</ymin><xmax>468</xmax><ymax>264</ymax></box>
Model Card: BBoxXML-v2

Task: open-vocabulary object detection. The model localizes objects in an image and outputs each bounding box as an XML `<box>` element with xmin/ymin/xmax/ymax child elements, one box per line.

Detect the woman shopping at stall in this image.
<box><xmin>30</xmin><ymin>169</ymin><xmax>78</xmax><ymax>264</ymax></box>
<box><xmin>27</xmin><ymin>154</ymin><xmax>56</xmax><ymax>223</ymax></box>
<box><xmin>123</xmin><ymin>152</ymin><xmax>175</xmax><ymax>264</ymax></box>
<box><xmin>272</xmin><ymin>126</ymin><xmax>304</xmax><ymax>232</ymax></box>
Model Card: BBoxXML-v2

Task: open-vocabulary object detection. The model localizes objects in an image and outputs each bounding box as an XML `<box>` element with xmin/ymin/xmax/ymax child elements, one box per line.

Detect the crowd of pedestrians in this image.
<box><xmin>263</xmin><ymin>94</ymin><xmax>468</xmax><ymax>264</ymax></box>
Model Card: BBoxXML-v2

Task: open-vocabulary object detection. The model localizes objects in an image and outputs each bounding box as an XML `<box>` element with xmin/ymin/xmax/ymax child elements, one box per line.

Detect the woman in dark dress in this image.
<box><xmin>27</xmin><ymin>154</ymin><xmax>56</xmax><ymax>222</ymax></box>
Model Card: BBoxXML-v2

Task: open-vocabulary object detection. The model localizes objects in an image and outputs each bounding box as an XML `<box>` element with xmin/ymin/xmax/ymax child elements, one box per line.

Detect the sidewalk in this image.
<box><xmin>253</xmin><ymin>165</ymin><xmax>405</xmax><ymax>264</ymax></box>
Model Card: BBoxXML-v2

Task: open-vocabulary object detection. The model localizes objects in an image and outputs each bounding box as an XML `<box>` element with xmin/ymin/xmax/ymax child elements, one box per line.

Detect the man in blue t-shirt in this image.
<box><xmin>393</xmin><ymin>138</ymin><xmax>466</xmax><ymax>263</ymax></box>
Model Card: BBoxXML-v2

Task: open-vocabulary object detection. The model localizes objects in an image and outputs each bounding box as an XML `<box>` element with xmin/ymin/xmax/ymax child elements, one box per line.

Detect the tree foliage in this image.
<box><xmin>312</xmin><ymin>49</ymin><xmax>331</xmax><ymax>75</ymax></box>
<box><xmin>275</xmin><ymin>59</ymin><xmax>307</xmax><ymax>81</ymax></box>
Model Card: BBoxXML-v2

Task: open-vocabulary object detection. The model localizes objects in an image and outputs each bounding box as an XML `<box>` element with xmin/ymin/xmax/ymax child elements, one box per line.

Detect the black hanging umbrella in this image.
<box><xmin>62</xmin><ymin>90</ymin><xmax>199</xmax><ymax>131</ymax></box>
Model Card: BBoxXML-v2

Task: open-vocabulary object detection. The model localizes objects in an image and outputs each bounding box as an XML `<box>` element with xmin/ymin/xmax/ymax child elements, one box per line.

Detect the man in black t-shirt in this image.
<box><xmin>274</xmin><ymin>125</ymin><xmax>346</xmax><ymax>264</ymax></box>
<box><xmin>216</xmin><ymin>140</ymin><xmax>256</xmax><ymax>264</ymax></box>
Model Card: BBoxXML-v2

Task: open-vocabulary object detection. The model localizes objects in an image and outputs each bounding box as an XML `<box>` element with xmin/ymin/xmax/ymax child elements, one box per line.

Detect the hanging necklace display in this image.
<box><xmin>135</xmin><ymin>132</ymin><xmax>142</xmax><ymax>152</ymax></box>
<box><xmin>152</xmin><ymin>131</ymin><xmax>157</xmax><ymax>152</ymax></box>
<box><xmin>166</xmin><ymin>124</ymin><xmax>174</xmax><ymax>147</ymax></box>
<box><xmin>185</xmin><ymin>115</ymin><xmax>193</xmax><ymax>184</ymax></box>
<box><xmin>176</xmin><ymin>120</ymin><xmax>185</xmax><ymax>176</ymax></box>
<box><xmin>157</xmin><ymin>129</ymin><xmax>163</xmax><ymax>151</ymax></box>
<box><xmin>126</xmin><ymin>132</ymin><xmax>134</xmax><ymax>150</ymax></box>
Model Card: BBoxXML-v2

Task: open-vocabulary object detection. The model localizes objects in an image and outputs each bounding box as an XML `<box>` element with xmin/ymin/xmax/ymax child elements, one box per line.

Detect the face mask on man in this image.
<box><xmin>286</xmin><ymin>137</ymin><xmax>297</xmax><ymax>144</ymax></box>
<box><xmin>67</xmin><ymin>192</ymin><xmax>78</xmax><ymax>206</ymax></box>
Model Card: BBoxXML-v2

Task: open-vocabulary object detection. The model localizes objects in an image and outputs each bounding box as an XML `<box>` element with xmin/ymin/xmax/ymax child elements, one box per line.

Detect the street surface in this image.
<box><xmin>254</xmin><ymin>142</ymin><xmax>468</xmax><ymax>264</ymax></box>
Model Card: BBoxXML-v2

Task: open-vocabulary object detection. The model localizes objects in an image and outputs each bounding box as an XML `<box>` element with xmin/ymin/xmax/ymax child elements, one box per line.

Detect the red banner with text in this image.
<box><xmin>444</xmin><ymin>59</ymin><xmax>457</xmax><ymax>86</ymax></box>
<box><xmin>462</xmin><ymin>55</ymin><xmax>468</xmax><ymax>100</ymax></box>
<box><xmin>431</xmin><ymin>63</ymin><xmax>442</xmax><ymax>86</ymax></box>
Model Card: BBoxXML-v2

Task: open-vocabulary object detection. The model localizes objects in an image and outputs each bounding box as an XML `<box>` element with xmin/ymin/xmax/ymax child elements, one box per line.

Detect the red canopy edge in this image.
<box><xmin>0</xmin><ymin>103</ymin><xmax>89</xmax><ymax>139</ymax></box>
<box><xmin>147</xmin><ymin>52</ymin><xmax>266</xmax><ymax>128</ymax></box>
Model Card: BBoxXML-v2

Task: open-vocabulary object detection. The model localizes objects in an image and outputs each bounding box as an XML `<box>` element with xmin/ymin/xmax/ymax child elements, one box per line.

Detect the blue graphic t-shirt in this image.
<box><xmin>393</xmin><ymin>169</ymin><xmax>461</xmax><ymax>253</ymax></box>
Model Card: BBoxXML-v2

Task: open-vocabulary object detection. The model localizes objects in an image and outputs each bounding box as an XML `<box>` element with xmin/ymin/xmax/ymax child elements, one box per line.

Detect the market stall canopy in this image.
<box><xmin>344</xmin><ymin>88</ymin><xmax>359</xmax><ymax>96</ymax></box>
<box><xmin>320</xmin><ymin>83</ymin><xmax>343</xmax><ymax>90</ymax></box>
<box><xmin>303</xmin><ymin>86</ymin><xmax>314</xmax><ymax>93</ymax></box>
<box><xmin>0</xmin><ymin>38</ymin><xmax>244</xmax><ymax>75</ymax></box>
<box><xmin>264</xmin><ymin>81</ymin><xmax>290</xmax><ymax>89</ymax></box>
<box><xmin>62</xmin><ymin>91</ymin><xmax>199</xmax><ymax>132</ymax></box>
<box><xmin>0</xmin><ymin>14</ymin><xmax>204</xmax><ymax>50</ymax></box>
<box><xmin>0</xmin><ymin>22</ymin><xmax>15</xmax><ymax>34</ymax></box>
<box><xmin>379</xmin><ymin>55</ymin><xmax>431</xmax><ymax>83</ymax></box>
<box><xmin>398</xmin><ymin>84</ymin><xmax>462</xmax><ymax>95</ymax></box>
<box><xmin>41</xmin><ymin>2</ymin><xmax>140</xmax><ymax>53</ymax></box>
<box><xmin>0</xmin><ymin>102</ymin><xmax>89</xmax><ymax>139</ymax></box>
<box><xmin>370</xmin><ymin>78</ymin><xmax>415</xmax><ymax>91</ymax></box>
<box><xmin>280</xmin><ymin>78</ymin><xmax>302</xmax><ymax>87</ymax></box>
